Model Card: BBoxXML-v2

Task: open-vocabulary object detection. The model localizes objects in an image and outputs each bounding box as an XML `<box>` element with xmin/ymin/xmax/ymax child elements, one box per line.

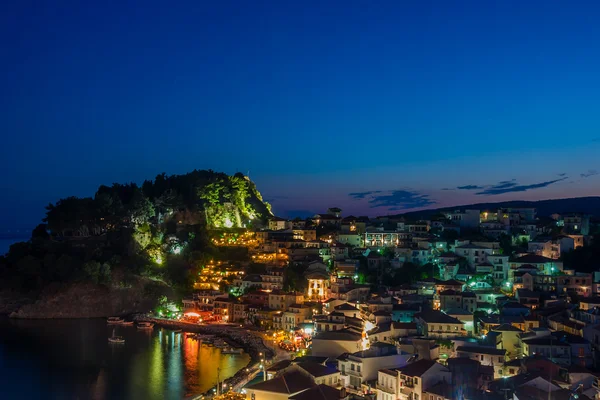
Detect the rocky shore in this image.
<box><xmin>7</xmin><ymin>278</ymin><xmax>172</xmax><ymax>319</ymax></box>
<box><xmin>137</xmin><ymin>317</ymin><xmax>275</xmax><ymax>398</ymax></box>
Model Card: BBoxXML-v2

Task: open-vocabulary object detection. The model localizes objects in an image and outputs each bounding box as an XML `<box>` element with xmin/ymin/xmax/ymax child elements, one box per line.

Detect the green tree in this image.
<box><xmin>83</xmin><ymin>261</ymin><xmax>101</xmax><ymax>283</ymax></box>
<box><xmin>128</xmin><ymin>190</ymin><xmax>155</xmax><ymax>226</ymax></box>
<box><xmin>99</xmin><ymin>263</ymin><xmax>111</xmax><ymax>284</ymax></box>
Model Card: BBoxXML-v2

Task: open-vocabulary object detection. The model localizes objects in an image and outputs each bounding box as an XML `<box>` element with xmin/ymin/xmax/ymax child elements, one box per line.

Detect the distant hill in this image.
<box><xmin>388</xmin><ymin>196</ymin><xmax>600</xmax><ymax>220</ymax></box>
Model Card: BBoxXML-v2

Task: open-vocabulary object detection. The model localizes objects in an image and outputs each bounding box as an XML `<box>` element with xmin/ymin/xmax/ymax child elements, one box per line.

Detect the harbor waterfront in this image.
<box><xmin>0</xmin><ymin>317</ymin><xmax>251</xmax><ymax>400</ymax></box>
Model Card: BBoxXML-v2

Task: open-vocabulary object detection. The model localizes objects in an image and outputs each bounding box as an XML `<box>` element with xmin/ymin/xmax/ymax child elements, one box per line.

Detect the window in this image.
<box><xmin>414</xmin><ymin>377</ymin><xmax>418</xmax><ymax>384</ymax></box>
<box><xmin>251</xmin><ymin>394</ymin><xmax>256</xmax><ymax>400</ymax></box>
<box><xmin>351</xmin><ymin>364</ymin><xmax>355</xmax><ymax>371</ymax></box>
<box><xmin>509</xmin><ymin>369</ymin><xmax>515</xmax><ymax>374</ymax></box>
<box><xmin>498</xmin><ymin>357</ymin><xmax>503</xmax><ymax>363</ymax></box>
<box><xmin>357</xmin><ymin>365</ymin><xmax>361</xmax><ymax>372</ymax></box>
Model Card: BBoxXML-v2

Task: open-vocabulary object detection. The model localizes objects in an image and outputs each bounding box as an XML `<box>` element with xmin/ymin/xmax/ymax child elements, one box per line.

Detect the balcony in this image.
<box><xmin>376</xmin><ymin>384</ymin><xmax>395</xmax><ymax>394</ymax></box>
<box><xmin>342</xmin><ymin>369</ymin><xmax>362</xmax><ymax>378</ymax></box>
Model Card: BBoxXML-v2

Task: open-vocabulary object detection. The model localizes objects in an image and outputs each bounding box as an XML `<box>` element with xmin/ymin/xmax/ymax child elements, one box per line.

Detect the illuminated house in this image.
<box><xmin>268</xmin><ymin>216</ymin><xmax>292</xmax><ymax>231</ymax></box>
<box><xmin>282</xmin><ymin>304</ymin><xmax>312</xmax><ymax>331</ymax></box>
<box><xmin>334</xmin><ymin>260</ymin><xmax>359</xmax><ymax>278</ymax></box>
<box><xmin>306</xmin><ymin>271</ymin><xmax>329</xmax><ymax>301</ymax></box>
<box><xmin>213</xmin><ymin>297</ymin><xmax>238</xmax><ymax>322</ymax></box>
<box><xmin>455</xmin><ymin>346</ymin><xmax>506</xmax><ymax>378</ymax></box>
<box><xmin>338</xmin><ymin>342</ymin><xmax>414</xmax><ymax>391</ymax></box>
<box><xmin>562</xmin><ymin>213</ymin><xmax>590</xmax><ymax>235</ymax></box>
<box><xmin>376</xmin><ymin>360</ymin><xmax>451</xmax><ymax>400</ymax></box>
<box><xmin>245</xmin><ymin>370</ymin><xmax>315</xmax><ymax>400</ymax></box>
<box><xmin>434</xmin><ymin>279</ymin><xmax>464</xmax><ymax>294</ymax></box>
<box><xmin>414</xmin><ymin>309</ymin><xmax>466</xmax><ymax>338</ymax></box>
<box><xmin>340</xmin><ymin>216</ymin><xmax>368</xmax><ymax>234</ymax></box>
<box><xmin>293</xmin><ymin>228</ymin><xmax>317</xmax><ymax>241</ymax></box>
<box><xmin>453</xmin><ymin>243</ymin><xmax>493</xmax><ymax>267</ymax></box>
<box><xmin>311</xmin><ymin>329</ymin><xmax>363</xmax><ymax>358</ymax></box>
<box><xmin>528</xmin><ymin>237</ymin><xmax>561</xmax><ymax>259</ymax></box>
<box><xmin>336</xmin><ymin>233</ymin><xmax>364</xmax><ymax>247</ymax></box>
<box><xmin>490</xmin><ymin>324</ymin><xmax>523</xmax><ymax>360</ymax></box>
<box><xmin>364</xmin><ymin>231</ymin><xmax>400</xmax><ymax>247</ymax></box>
<box><xmin>312</xmin><ymin>214</ymin><xmax>341</xmax><ymax>227</ymax></box>
<box><xmin>329</xmin><ymin>280</ymin><xmax>371</xmax><ymax>303</ymax></box>
<box><xmin>510</xmin><ymin>254</ymin><xmax>563</xmax><ymax>282</ymax></box>
<box><xmin>268</xmin><ymin>290</ymin><xmax>305</xmax><ymax>311</ymax></box>
<box><xmin>305</xmin><ymin>262</ymin><xmax>330</xmax><ymax>301</ymax></box>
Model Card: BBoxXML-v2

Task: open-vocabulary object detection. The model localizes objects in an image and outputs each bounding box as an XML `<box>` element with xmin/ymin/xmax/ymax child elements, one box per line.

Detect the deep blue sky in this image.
<box><xmin>2</xmin><ymin>0</ymin><xmax>600</xmax><ymax>231</ymax></box>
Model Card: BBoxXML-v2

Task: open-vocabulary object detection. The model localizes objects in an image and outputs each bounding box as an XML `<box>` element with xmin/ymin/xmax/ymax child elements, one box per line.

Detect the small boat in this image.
<box><xmin>108</xmin><ymin>329</ymin><xmax>125</xmax><ymax>344</ymax></box>
<box><xmin>107</xmin><ymin>317</ymin><xmax>123</xmax><ymax>325</ymax></box>
<box><xmin>119</xmin><ymin>321</ymin><xmax>134</xmax><ymax>326</ymax></box>
<box><xmin>221</xmin><ymin>347</ymin><xmax>243</xmax><ymax>354</ymax></box>
<box><xmin>137</xmin><ymin>322</ymin><xmax>154</xmax><ymax>330</ymax></box>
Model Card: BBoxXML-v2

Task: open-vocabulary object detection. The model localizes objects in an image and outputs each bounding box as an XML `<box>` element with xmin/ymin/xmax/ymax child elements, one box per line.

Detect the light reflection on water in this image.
<box><xmin>0</xmin><ymin>318</ymin><xmax>249</xmax><ymax>400</ymax></box>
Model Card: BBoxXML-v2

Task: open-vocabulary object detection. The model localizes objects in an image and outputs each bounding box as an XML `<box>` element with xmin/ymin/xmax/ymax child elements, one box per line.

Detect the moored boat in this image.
<box><xmin>107</xmin><ymin>317</ymin><xmax>123</xmax><ymax>324</ymax></box>
<box><xmin>119</xmin><ymin>321</ymin><xmax>134</xmax><ymax>326</ymax></box>
<box><xmin>221</xmin><ymin>347</ymin><xmax>243</xmax><ymax>354</ymax></box>
<box><xmin>108</xmin><ymin>329</ymin><xmax>125</xmax><ymax>344</ymax></box>
<box><xmin>137</xmin><ymin>322</ymin><xmax>154</xmax><ymax>330</ymax></box>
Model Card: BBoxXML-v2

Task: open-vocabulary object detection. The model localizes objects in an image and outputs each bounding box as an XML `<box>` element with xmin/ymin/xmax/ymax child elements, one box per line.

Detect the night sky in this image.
<box><xmin>2</xmin><ymin>1</ymin><xmax>600</xmax><ymax>231</ymax></box>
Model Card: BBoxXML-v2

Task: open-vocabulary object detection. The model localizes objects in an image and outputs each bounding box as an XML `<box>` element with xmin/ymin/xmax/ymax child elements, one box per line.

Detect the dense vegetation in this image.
<box><xmin>0</xmin><ymin>170</ymin><xmax>272</xmax><ymax>297</ymax></box>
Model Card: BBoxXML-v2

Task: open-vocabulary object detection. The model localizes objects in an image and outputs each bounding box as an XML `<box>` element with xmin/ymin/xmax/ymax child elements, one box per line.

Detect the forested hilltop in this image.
<box><xmin>0</xmin><ymin>170</ymin><xmax>272</xmax><ymax>314</ymax></box>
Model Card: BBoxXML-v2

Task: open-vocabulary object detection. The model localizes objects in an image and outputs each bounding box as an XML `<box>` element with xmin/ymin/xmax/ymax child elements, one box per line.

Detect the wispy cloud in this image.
<box><xmin>349</xmin><ymin>190</ymin><xmax>381</xmax><ymax>199</ymax></box>
<box><xmin>456</xmin><ymin>185</ymin><xmax>484</xmax><ymax>190</ymax></box>
<box><xmin>349</xmin><ymin>189</ymin><xmax>435</xmax><ymax>210</ymax></box>
<box><xmin>492</xmin><ymin>180</ymin><xmax>518</xmax><ymax>190</ymax></box>
<box><xmin>580</xmin><ymin>169</ymin><xmax>598</xmax><ymax>178</ymax></box>
<box><xmin>475</xmin><ymin>177</ymin><xmax>567</xmax><ymax>196</ymax></box>
<box><xmin>558</xmin><ymin>173</ymin><xmax>567</xmax><ymax>177</ymax></box>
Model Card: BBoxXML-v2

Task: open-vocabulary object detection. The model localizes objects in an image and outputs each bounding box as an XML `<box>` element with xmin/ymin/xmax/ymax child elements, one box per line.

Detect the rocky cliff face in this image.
<box><xmin>9</xmin><ymin>277</ymin><xmax>172</xmax><ymax>319</ymax></box>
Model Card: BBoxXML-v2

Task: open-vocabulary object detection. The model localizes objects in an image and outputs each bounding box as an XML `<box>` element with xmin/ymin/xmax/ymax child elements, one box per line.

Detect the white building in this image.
<box><xmin>312</xmin><ymin>329</ymin><xmax>364</xmax><ymax>358</ymax></box>
<box><xmin>338</xmin><ymin>342</ymin><xmax>414</xmax><ymax>390</ymax></box>
<box><xmin>454</xmin><ymin>243</ymin><xmax>493</xmax><ymax>267</ymax></box>
<box><xmin>528</xmin><ymin>237</ymin><xmax>560</xmax><ymax>260</ymax></box>
<box><xmin>376</xmin><ymin>359</ymin><xmax>451</xmax><ymax>400</ymax></box>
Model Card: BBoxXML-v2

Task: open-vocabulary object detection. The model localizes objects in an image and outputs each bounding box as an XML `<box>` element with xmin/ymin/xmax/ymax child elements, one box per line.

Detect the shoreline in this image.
<box><xmin>136</xmin><ymin>317</ymin><xmax>274</xmax><ymax>398</ymax></box>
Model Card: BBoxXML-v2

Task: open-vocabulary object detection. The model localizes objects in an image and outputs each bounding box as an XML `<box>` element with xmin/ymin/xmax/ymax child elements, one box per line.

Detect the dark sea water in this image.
<box><xmin>0</xmin><ymin>318</ymin><xmax>249</xmax><ymax>400</ymax></box>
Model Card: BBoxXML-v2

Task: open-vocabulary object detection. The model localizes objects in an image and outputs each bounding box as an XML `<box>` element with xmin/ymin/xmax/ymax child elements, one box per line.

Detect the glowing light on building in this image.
<box><xmin>224</xmin><ymin>218</ymin><xmax>234</xmax><ymax>228</ymax></box>
<box><xmin>184</xmin><ymin>312</ymin><xmax>201</xmax><ymax>317</ymax></box>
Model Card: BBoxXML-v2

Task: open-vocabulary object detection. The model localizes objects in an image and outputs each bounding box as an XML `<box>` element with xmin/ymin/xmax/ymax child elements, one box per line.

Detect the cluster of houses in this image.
<box><xmin>184</xmin><ymin>207</ymin><xmax>600</xmax><ymax>399</ymax></box>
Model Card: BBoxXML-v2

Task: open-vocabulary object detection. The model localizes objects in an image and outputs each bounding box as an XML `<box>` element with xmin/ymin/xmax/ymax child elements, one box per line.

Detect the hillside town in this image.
<box><xmin>180</xmin><ymin>207</ymin><xmax>600</xmax><ymax>400</ymax></box>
